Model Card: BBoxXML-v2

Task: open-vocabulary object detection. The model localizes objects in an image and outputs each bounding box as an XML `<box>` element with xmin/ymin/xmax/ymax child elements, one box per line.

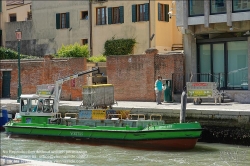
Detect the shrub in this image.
<box><xmin>104</xmin><ymin>38</ymin><xmax>136</xmax><ymax>56</ymax></box>
<box><xmin>0</xmin><ymin>47</ymin><xmax>18</xmax><ymax>59</ymax></box>
<box><xmin>56</xmin><ymin>43</ymin><xmax>89</xmax><ymax>58</ymax></box>
<box><xmin>87</xmin><ymin>55</ymin><xmax>106</xmax><ymax>63</ymax></box>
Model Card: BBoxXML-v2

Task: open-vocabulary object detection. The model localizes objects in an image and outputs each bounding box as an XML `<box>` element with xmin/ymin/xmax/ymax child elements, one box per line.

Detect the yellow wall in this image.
<box><xmin>154</xmin><ymin>0</ymin><xmax>182</xmax><ymax>52</ymax></box>
<box><xmin>6</xmin><ymin>1</ymin><xmax>31</xmax><ymax>22</ymax></box>
<box><xmin>92</xmin><ymin>0</ymin><xmax>182</xmax><ymax>55</ymax></box>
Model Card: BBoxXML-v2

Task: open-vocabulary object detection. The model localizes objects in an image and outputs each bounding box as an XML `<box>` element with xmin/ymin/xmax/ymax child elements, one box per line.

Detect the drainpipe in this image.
<box><xmin>149</xmin><ymin>0</ymin><xmax>151</xmax><ymax>48</ymax></box>
<box><xmin>89</xmin><ymin>0</ymin><xmax>93</xmax><ymax>56</ymax></box>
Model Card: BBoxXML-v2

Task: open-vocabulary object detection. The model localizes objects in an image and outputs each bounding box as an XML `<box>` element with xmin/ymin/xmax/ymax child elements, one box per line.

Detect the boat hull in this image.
<box><xmin>4</xmin><ymin>122</ymin><xmax>202</xmax><ymax>150</ymax></box>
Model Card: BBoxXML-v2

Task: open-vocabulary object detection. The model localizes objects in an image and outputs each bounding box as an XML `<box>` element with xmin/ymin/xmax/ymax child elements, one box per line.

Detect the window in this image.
<box><xmin>158</xmin><ymin>3</ymin><xmax>169</xmax><ymax>22</ymax></box>
<box><xmin>27</xmin><ymin>11</ymin><xmax>32</xmax><ymax>20</ymax></box>
<box><xmin>56</xmin><ymin>12</ymin><xmax>70</xmax><ymax>29</ymax></box>
<box><xmin>108</xmin><ymin>6</ymin><xmax>124</xmax><ymax>24</ymax></box>
<box><xmin>97</xmin><ymin>7</ymin><xmax>106</xmax><ymax>25</ymax></box>
<box><xmin>81</xmin><ymin>11</ymin><xmax>88</xmax><ymax>20</ymax></box>
<box><xmin>198</xmin><ymin>40</ymin><xmax>248</xmax><ymax>90</ymax></box>
<box><xmin>211</xmin><ymin>0</ymin><xmax>226</xmax><ymax>14</ymax></box>
<box><xmin>82</xmin><ymin>39</ymin><xmax>88</xmax><ymax>45</ymax></box>
<box><xmin>9</xmin><ymin>14</ymin><xmax>17</xmax><ymax>22</ymax></box>
<box><xmin>233</xmin><ymin>0</ymin><xmax>250</xmax><ymax>12</ymax></box>
<box><xmin>132</xmin><ymin>3</ymin><xmax>149</xmax><ymax>22</ymax></box>
<box><xmin>189</xmin><ymin>0</ymin><xmax>204</xmax><ymax>16</ymax></box>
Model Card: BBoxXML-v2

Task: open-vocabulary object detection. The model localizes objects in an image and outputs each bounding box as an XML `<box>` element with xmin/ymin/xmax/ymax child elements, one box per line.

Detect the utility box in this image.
<box><xmin>163</xmin><ymin>79</ymin><xmax>172</xmax><ymax>103</ymax></box>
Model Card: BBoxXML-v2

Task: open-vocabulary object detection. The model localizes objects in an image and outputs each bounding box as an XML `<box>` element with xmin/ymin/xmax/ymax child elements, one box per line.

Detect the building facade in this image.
<box><xmin>176</xmin><ymin>0</ymin><xmax>250</xmax><ymax>103</ymax></box>
<box><xmin>0</xmin><ymin>0</ymin><xmax>6</xmax><ymax>46</ymax></box>
<box><xmin>6</xmin><ymin>0</ymin><xmax>31</xmax><ymax>22</ymax></box>
<box><xmin>4</xmin><ymin>1</ymin><xmax>89</xmax><ymax>56</ymax></box>
<box><xmin>91</xmin><ymin>0</ymin><xmax>182</xmax><ymax>55</ymax></box>
<box><xmin>3</xmin><ymin>0</ymin><xmax>182</xmax><ymax>56</ymax></box>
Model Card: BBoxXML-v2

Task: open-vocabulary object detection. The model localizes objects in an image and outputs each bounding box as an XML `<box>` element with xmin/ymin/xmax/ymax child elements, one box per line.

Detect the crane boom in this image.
<box><xmin>53</xmin><ymin>67</ymin><xmax>99</xmax><ymax>112</ymax></box>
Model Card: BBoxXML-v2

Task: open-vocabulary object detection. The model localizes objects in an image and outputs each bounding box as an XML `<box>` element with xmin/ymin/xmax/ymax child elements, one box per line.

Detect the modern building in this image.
<box><xmin>91</xmin><ymin>0</ymin><xmax>182</xmax><ymax>55</ymax></box>
<box><xmin>176</xmin><ymin>0</ymin><xmax>250</xmax><ymax>103</ymax></box>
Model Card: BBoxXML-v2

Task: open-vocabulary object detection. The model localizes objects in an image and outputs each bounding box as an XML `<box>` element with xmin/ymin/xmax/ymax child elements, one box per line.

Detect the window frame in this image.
<box><xmin>158</xmin><ymin>3</ymin><xmax>169</xmax><ymax>22</ymax></box>
<box><xmin>132</xmin><ymin>3</ymin><xmax>149</xmax><ymax>22</ymax></box>
<box><xmin>210</xmin><ymin>0</ymin><xmax>226</xmax><ymax>15</ymax></box>
<box><xmin>96</xmin><ymin>7</ymin><xmax>107</xmax><ymax>25</ymax></box>
<box><xmin>82</xmin><ymin>39</ymin><xmax>88</xmax><ymax>45</ymax></box>
<box><xmin>188</xmin><ymin>0</ymin><xmax>204</xmax><ymax>17</ymax></box>
<box><xmin>81</xmin><ymin>11</ymin><xmax>88</xmax><ymax>20</ymax></box>
<box><xmin>9</xmin><ymin>13</ymin><xmax>17</xmax><ymax>22</ymax></box>
<box><xmin>232</xmin><ymin>0</ymin><xmax>250</xmax><ymax>13</ymax></box>
<box><xmin>56</xmin><ymin>12</ymin><xmax>70</xmax><ymax>29</ymax></box>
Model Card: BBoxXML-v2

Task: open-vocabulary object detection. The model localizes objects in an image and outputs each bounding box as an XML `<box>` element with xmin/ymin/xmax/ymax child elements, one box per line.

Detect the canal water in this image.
<box><xmin>1</xmin><ymin>132</ymin><xmax>249</xmax><ymax>166</ymax></box>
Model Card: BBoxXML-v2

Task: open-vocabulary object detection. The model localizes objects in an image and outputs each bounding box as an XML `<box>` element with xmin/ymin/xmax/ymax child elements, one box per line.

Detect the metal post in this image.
<box><xmin>17</xmin><ymin>40</ymin><xmax>22</xmax><ymax>103</ymax></box>
<box><xmin>180</xmin><ymin>87</ymin><xmax>187</xmax><ymax>123</ymax></box>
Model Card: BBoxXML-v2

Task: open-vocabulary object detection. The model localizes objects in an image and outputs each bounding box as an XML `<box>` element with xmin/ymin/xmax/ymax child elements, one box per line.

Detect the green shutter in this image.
<box><xmin>119</xmin><ymin>6</ymin><xmax>124</xmax><ymax>23</ymax></box>
<box><xmin>145</xmin><ymin>3</ymin><xmax>149</xmax><ymax>21</ymax></box>
<box><xmin>165</xmin><ymin>4</ymin><xmax>169</xmax><ymax>22</ymax></box>
<box><xmin>56</xmin><ymin>13</ymin><xmax>60</xmax><ymax>29</ymax></box>
<box><xmin>132</xmin><ymin>5</ymin><xmax>137</xmax><ymax>22</ymax></box>
<box><xmin>158</xmin><ymin>3</ymin><xmax>161</xmax><ymax>21</ymax></box>
<box><xmin>66</xmin><ymin>12</ymin><xmax>70</xmax><ymax>28</ymax></box>
<box><xmin>108</xmin><ymin>7</ymin><xmax>112</xmax><ymax>24</ymax></box>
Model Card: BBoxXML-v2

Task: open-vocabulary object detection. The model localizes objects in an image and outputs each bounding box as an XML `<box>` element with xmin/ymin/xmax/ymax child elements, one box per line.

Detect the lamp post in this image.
<box><xmin>15</xmin><ymin>28</ymin><xmax>22</xmax><ymax>103</ymax></box>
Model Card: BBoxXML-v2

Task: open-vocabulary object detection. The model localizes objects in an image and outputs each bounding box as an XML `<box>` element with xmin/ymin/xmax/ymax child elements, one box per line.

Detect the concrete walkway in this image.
<box><xmin>1</xmin><ymin>99</ymin><xmax>250</xmax><ymax>114</ymax></box>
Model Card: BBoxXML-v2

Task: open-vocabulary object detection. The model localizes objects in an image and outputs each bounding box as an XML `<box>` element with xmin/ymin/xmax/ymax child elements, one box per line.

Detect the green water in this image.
<box><xmin>1</xmin><ymin>132</ymin><xmax>249</xmax><ymax>166</ymax></box>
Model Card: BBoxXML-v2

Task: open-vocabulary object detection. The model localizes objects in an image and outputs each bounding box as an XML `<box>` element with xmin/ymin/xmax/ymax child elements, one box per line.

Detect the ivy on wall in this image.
<box><xmin>104</xmin><ymin>37</ymin><xmax>136</xmax><ymax>56</ymax></box>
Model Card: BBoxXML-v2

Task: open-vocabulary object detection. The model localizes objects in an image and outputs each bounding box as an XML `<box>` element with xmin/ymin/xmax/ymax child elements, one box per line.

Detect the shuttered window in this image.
<box><xmin>56</xmin><ymin>12</ymin><xmax>70</xmax><ymax>29</ymax></box>
<box><xmin>97</xmin><ymin>7</ymin><xmax>106</xmax><ymax>25</ymax></box>
<box><xmin>158</xmin><ymin>3</ymin><xmax>169</xmax><ymax>22</ymax></box>
<box><xmin>132</xmin><ymin>3</ymin><xmax>149</xmax><ymax>22</ymax></box>
<box><xmin>108</xmin><ymin>6</ymin><xmax>124</xmax><ymax>24</ymax></box>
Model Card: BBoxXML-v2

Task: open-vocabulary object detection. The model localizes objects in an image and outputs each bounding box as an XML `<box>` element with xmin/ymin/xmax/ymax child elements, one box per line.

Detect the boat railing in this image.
<box><xmin>64</xmin><ymin>113</ymin><xmax>78</xmax><ymax>119</ymax></box>
<box><xmin>128</xmin><ymin>114</ymin><xmax>145</xmax><ymax>120</ymax></box>
<box><xmin>150</xmin><ymin>114</ymin><xmax>162</xmax><ymax>120</ymax></box>
<box><xmin>54</xmin><ymin>113</ymin><xmax>61</xmax><ymax>118</ymax></box>
<box><xmin>107</xmin><ymin>114</ymin><xmax>123</xmax><ymax>119</ymax></box>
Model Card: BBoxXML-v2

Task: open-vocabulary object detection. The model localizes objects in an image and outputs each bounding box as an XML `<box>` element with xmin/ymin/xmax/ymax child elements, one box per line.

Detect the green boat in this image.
<box><xmin>4</xmin><ymin>68</ymin><xmax>202</xmax><ymax>150</ymax></box>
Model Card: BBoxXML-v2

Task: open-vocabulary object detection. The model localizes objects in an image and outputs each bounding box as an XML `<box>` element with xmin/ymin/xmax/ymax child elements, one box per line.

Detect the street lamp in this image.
<box><xmin>15</xmin><ymin>28</ymin><xmax>22</xmax><ymax>103</ymax></box>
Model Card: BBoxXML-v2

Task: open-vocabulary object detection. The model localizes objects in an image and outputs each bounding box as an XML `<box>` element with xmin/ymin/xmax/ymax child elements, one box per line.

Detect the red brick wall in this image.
<box><xmin>107</xmin><ymin>49</ymin><xmax>185</xmax><ymax>101</ymax></box>
<box><xmin>0</xmin><ymin>57</ymin><xmax>87</xmax><ymax>100</ymax></box>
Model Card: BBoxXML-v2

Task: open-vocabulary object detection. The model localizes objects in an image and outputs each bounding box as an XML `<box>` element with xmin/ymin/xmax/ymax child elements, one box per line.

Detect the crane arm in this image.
<box><xmin>53</xmin><ymin>67</ymin><xmax>99</xmax><ymax>112</ymax></box>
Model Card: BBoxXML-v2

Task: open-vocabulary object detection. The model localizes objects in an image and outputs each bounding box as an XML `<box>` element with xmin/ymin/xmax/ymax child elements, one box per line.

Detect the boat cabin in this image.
<box><xmin>20</xmin><ymin>94</ymin><xmax>55</xmax><ymax>116</ymax></box>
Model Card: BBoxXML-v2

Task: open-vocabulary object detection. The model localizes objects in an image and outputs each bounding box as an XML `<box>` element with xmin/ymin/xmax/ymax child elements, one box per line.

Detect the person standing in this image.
<box><xmin>155</xmin><ymin>75</ymin><xmax>163</xmax><ymax>105</ymax></box>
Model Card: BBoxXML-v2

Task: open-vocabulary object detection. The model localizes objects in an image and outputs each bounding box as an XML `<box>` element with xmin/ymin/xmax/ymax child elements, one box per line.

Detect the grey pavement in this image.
<box><xmin>1</xmin><ymin>99</ymin><xmax>250</xmax><ymax>112</ymax></box>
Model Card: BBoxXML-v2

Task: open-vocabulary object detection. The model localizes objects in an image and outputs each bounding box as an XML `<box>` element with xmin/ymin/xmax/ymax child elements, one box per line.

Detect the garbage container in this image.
<box><xmin>163</xmin><ymin>79</ymin><xmax>172</xmax><ymax>103</ymax></box>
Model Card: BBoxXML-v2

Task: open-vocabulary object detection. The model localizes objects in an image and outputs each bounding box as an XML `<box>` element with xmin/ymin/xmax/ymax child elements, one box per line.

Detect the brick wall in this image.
<box><xmin>107</xmin><ymin>49</ymin><xmax>185</xmax><ymax>101</ymax></box>
<box><xmin>0</xmin><ymin>57</ymin><xmax>87</xmax><ymax>100</ymax></box>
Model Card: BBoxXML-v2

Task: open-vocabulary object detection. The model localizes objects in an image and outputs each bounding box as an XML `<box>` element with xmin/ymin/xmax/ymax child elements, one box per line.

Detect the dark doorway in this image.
<box><xmin>2</xmin><ymin>71</ymin><xmax>11</xmax><ymax>98</ymax></box>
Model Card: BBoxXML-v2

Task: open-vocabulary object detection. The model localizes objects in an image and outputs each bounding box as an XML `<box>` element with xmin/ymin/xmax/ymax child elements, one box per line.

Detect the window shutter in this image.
<box><xmin>66</xmin><ymin>12</ymin><xmax>70</xmax><ymax>28</ymax></box>
<box><xmin>56</xmin><ymin>13</ymin><xmax>60</xmax><ymax>29</ymax></box>
<box><xmin>119</xmin><ymin>6</ymin><xmax>124</xmax><ymax>23</ymax></box>
<box><xmin>158</xmin><ymin>3</ymin><xmax>161</xmax><ymax>21</ymax></box>
<box><xmin>132</xmin><ymin>5</ymin><xmax>137</xmax><ymax>22</ymax></box>
<box><xmin>145</xmin><ymin>3</ymin><xmax>149</xmax><ymax>21</ymax></box>
<box><xmin>108</xmin><ymin>7</ymin><xmax>112</xmax><ymax>24</ymax></box>
<box><xmin>165</xmin><ymin>4</ymin><xmax>169</xmax><ymax>22</ymax></box>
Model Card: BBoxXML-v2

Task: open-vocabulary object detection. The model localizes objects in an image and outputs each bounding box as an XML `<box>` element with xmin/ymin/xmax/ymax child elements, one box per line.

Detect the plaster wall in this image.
<box><xmin>6</xmin><ymin>1</ymin><xmax>31</xmax><ymax>22</ymax></box>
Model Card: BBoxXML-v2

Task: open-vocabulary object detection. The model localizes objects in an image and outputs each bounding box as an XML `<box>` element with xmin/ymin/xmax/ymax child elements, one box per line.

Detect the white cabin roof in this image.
<box><xmin>20</xmin><ymin>94</ymin><xmax>39</xmax><ymax>99</ymax></box>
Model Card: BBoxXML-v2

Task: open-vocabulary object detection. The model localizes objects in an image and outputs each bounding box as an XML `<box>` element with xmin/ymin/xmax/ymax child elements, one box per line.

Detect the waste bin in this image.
<box><xmin>163</xmin><ymin>79</ymin><xmax>172</xmax><ymax>103</ymax></box>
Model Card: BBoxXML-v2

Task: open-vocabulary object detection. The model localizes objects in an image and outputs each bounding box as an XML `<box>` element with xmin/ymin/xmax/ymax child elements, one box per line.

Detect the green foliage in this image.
<box><xmin>56</xmin><ymin>43</ymin><xmax>89</xmax><ymax>58</ymax></box>
<box><xmin>87</xmin><ymin>55</ymin><xmax>106</xmax><ymax>63</ymax></box>
<box><xmin>0</xmin><ymin>47</ymin><xmax>39</xmax><ymax>60</ymax></box>
<box><xmin>0</xmin><ymin>47</ymin><xmax>18</xmax><ymax>59</ymax></box>
<box><xmin>104</xmin><ymin>38</ymin><xmax>136</xmax><ymax>56</ymax></box>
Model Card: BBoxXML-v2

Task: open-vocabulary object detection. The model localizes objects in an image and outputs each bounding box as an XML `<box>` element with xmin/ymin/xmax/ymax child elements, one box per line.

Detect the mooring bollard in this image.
<box><xmin>180</xmin><ymin>88</ymin><xmax>187</xmax><ymax>123</ymax></box>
